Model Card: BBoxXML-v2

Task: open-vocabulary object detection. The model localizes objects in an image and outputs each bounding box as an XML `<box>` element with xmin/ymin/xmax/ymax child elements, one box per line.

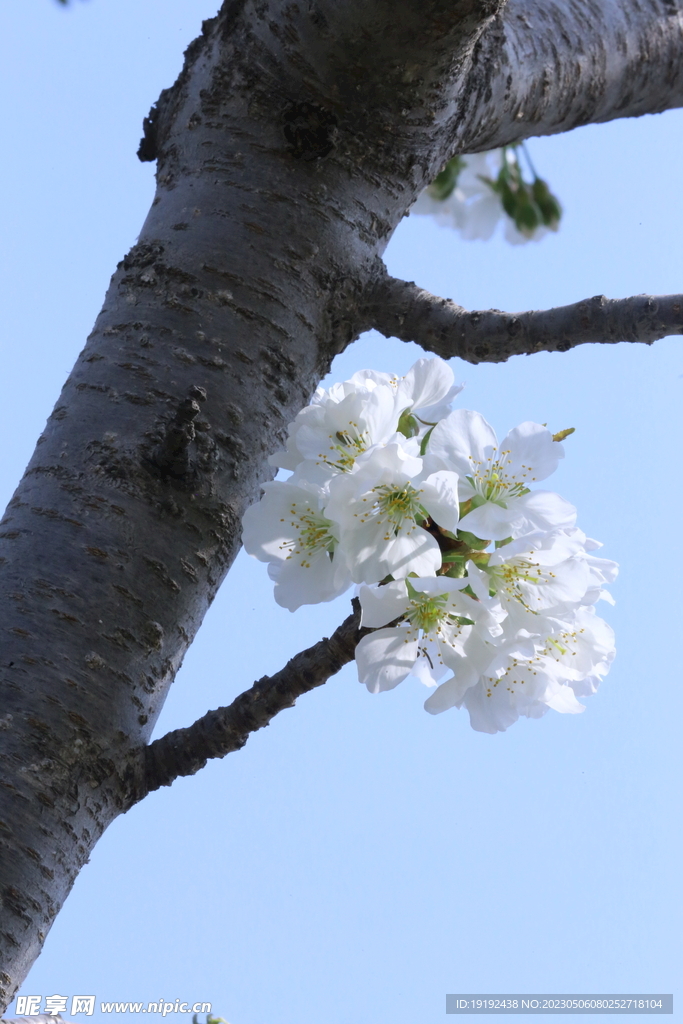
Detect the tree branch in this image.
<box><xmin>124</xmin><ymin>600</ymin><xmax>370</xmax><ymax>809</ymax></box>
<box><xmin>452</xmin><ymin>0</ymin><xmax>683</xmax><ymax>154</ymax></box>
<box><xmin>366</xmin><ymin>274</ymin><xmax>683</xmax><ymax>364</ymax></box>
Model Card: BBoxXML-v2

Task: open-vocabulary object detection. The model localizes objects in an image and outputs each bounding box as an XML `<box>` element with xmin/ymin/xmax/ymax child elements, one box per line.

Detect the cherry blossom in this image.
<box><xmin>426</xmin><ymin>409</ymin><xmax>576</xmax><ymax>540</ymax></box>
<box><xmin>241</xmin><ymin>480</ymin><xmax>351</xmax><ymax>611</ymax></box>
<box><xmin>242</xmin><ymin>357</ymin><xmax>616</xmax><ymax>734</ymax></box>
<box><xmin>324</xmin><ymin>444</ymin><xmax>460</xmax><ymax>582</ymax></box>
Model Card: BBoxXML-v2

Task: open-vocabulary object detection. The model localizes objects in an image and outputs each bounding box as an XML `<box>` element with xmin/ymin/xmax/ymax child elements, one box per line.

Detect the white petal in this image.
<box><xmin>508</xmin><ymin>490</ymin><xmax>577</xmax><ymax>536</ymax></box>
<box><xmin>346</xmin><ymin>523</ymin><xmax>441</xmax><ymax>583</ymax></box>
<box><xmin>461</xmin><ymin>683</ymin><xmax>522</xmax><ymax>734</ymax></box>
<box><xmin>459</xmin><ymin>193</ymin><xmax>501</xmax><ymax>240</ymax></box>
<box><xmin>426</xmin><ymin>409</ymin><xmax>498</xmax><ymax>477</ymax></box>
<box><xmin>359</xmin><ymin>581</ymin><xmax>410</xmax><ymax>628</ymax></box>
<box><xmin>464</xmin><ymin>561</ymin><xmax>494</xmax><ymax>602</ymax></box>
<box><xmin>271</xmin><ymin>549</ymin><xmax>351</xmax><ymax>611</ymax></box>
<box><xmin>458</xmin><ymin>499</ymin><xmax>514</xmax><ymax>541</ymax></box>
<box><xmin>347</xmin><ymin>368</ymin><xmax>395</xmax><ymax>390</ymax></box>
<box><xmin>423</xmin><ymin>660</ymin><xmax>479</xmax><ymax>713</ymax></box>
<box><xmin>398</xmin><ymin>357</ymin><xmax>455</xmax><ymax>414</ymax></box>
<box><xmin>544</xmin><ymin>683</ymin><xmax>586</xmax><ymax>715</ymax></box>
<box><xmin>499</xmin><ymin>421</ymin><xmax>563</xmax><ymax>482</ymax></box>
<box><xmin>419</xmin><ymin>470</ymin><xmax>461</xmax><ymax>534</ymax></box>
<box><xmin>409</xmin><ymin>576</ymin><xmax>469</xmax><ymax>597</ymax></box>
<box><xmin>355</xmin><ymin>628</ymin><xmax>418</xmax><ymax>693</ymax></box>
<box><xmin>412</xmin><ymin>654</ymin><xmax>448</xmax><ymax>687</ymax></box>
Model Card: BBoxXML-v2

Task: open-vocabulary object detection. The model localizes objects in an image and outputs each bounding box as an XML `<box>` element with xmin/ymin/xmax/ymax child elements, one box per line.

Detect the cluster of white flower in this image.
<box><xmin>242</xmin><ymin>358</ymin><xmax>617</xmax><ymax>734</ymax></box>
<box><xmin>412</xmin><ymin>149</ymin><xmax>562</xmax><ymax>246</ymax></box>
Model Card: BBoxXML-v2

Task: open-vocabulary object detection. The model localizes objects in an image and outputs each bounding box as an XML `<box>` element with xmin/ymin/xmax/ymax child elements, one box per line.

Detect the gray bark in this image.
<box><xmin>453</xmin><ymin>0</ymin><xmax>683</xmax><ymax>153</ymax></box>
<box><xmin>127</xmin><ymin>600</ymin><xmax>369</xmax><ymax>806</ymax></box>
<box><xmin>1</xmin><ymin>0</ymin><xmax>682</xmax><ymax>1005</ymax></box>
<box><xmin>366</xmin><ymin>277</ymin><xmax>683</xmax><ymax>363</ymax></box>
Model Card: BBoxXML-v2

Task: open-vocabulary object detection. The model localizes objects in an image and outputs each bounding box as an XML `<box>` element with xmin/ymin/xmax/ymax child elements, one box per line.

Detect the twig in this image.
<box><xmin>365</xmin><ymin>274</ymin><xmax>683</xmax><ymax>364</ymax></box>
<box><xmin>124</xmin><ymin>599</ymin><xmax>370</xmax><ymax>809</ymax></box>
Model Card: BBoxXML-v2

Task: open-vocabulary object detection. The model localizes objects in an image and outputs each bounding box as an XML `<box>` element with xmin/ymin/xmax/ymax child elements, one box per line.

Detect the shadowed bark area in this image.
<box><xmin>1</xmin><ymin>0</ymin><xmax>682</xmax><ymax>1003</ymax></box>
<box><xmin>366</xmin><ymin>276</ymin><xmax>683</xmax><ymax>363</ymax></box>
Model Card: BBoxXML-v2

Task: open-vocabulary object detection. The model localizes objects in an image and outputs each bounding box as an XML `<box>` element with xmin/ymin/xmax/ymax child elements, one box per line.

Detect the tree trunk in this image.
<box><xmin>1</xmin><ymin>0</ymin><xmax>681</xmax><ymax>1005</ymax></box>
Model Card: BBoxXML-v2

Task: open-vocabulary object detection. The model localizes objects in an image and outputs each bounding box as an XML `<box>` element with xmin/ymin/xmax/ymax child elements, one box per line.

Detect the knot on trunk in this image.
<box><xmin>283</xmin><ymin>102</ymin><xmax>338</xmax><ymax>160</ymax></box>
<box><xmin>148</xmin><ymin>385</ymin><xmax>208</xmax><ymax>480</ymax></box>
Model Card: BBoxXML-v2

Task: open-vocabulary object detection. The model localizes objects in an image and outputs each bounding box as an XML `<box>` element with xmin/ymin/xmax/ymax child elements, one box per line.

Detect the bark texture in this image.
<box><xmin>1</xmin><ymin>0</ymin><xmax>682</xmax><ymax>1004</ymax></box>
<box><xmin>366</xmin><ymin>276</ymin><xmax>683</xmax><ymax>363</ymax></box>
<box><xmin>453</xmin><ymin>0</ymin><xmax>683</xmax><ymax>153</ymax></box>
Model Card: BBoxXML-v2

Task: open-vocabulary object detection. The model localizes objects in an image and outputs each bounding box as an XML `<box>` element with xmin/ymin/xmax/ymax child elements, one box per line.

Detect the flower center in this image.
<box><xmin>407</xmin><ymin>592</ymin><xmax>449</xmax><ymax>633</ymax></box>
<box><xmin>542</xmin><ymin>626</ymin><xmax>585</xmax><ymax>660</ymax></box>
<box><xmin>280</xmin><ymin>505</ymin><xmax>336</xmax><ymax>567</ymax></box>
<box><xmin>402</xmin><ymin>587</ymin><xmax>474</xmax><ymax>668</ymax></box>
<box><xmin>358</xmin><ymin>483</ymin><xmax>425</xmax><ymax>537</ymax></box>
<box><xmin>319</xmin><ymin>422</ymin><xmax>370</xmax><ymax>472</ymax></box>
<box><xmin>488</xmin><ymin>557</ymin><xmax>556</xmax><ymax>614</ymax></box>
<box><xmin>466</xmin><ymin>446</ymin><xmax>535</xmax><ymax>505</ymax></box>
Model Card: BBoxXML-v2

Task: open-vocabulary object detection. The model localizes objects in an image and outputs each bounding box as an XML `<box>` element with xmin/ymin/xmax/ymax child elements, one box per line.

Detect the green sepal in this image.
<box><xmin>441</xmin><ymin>556</ymin><xmax>467</xmax><ymax>578</ymax></box>
<box><xmin>494</xmin><ymin>537</ymin><xmax>513</xmax><ymax>549</ymax></box>
<box><xmin>456</xmin><ymin>528</ymin><xmax>490</xmax><ymax>549</ymax></box>
<box><xmin>532</xmin><ymin>177</ymin><xmax>562</xmax><ymax>229</ymax></box>
<box><xmin>427</xmin><ymin>156</ymin><xmax>466</xmax><ymax>201</ymax></box>
<box><xmin>552</xmin><ymin>427</ymin><xmax>575</xmax><ymax>443</ymax></box>
<box><xmin>419</xmin><ymin>424</ymin><xmax>436</xmax><ymax>456</ymax></box>
<box><xmin>514</xmin><ymin>194</ymin><xmax>542</xmax><ymax>234</ymax></box>
<box><xmin>464</xmin><ymin>491</ymin><xmax>487</xmax><ymax>512</ymax></box>
<box><xmin>398</xmin><ymin>409</ymin><xmax>419</xmax><ymax>438</ymax></box>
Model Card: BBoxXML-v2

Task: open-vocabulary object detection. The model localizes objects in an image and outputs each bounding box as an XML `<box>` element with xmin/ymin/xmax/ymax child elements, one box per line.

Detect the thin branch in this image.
<box><xmin>124</xmin><ymin>600</ymin><xmax>370</xmax><ymax>809</ymax></box>
<box><xmin>366</xmin><ymin>274</ymin><xmax>683</xmax><ymax>365</ymax></box>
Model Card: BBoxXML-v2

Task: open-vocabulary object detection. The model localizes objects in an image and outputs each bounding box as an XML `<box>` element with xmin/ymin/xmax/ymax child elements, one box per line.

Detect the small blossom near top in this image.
<box><xmin>411</xmin><ymin>145</ymin><xmax>562</xmax><ymax>245</ymax></box>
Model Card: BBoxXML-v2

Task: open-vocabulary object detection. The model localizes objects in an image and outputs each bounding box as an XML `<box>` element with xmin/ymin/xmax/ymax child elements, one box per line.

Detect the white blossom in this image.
<box><xmin>411</xmin><ymin>149</ymin><xmax>557</xmax><ymax>245</ymax></box>
<box><xmin>241</xmin><ymin>356</ymin><xmax>616</xmax><ymax>736</ymax></box>
<box><xmin>426</xmin><ymin>409</ymin><xmax>576</xmax><ymax>540</ymax></box>
<box><xmin>411</xmin><ymin>153</ymin><xmax>504</xmax><ymax>240</ymax></box>
<box><xmin>424</xmin><ymin>605</ymin><xmax>615</xmax><ymax>733</ymax></box>
<box><xmin>324</xmin><ymin>443</ymin><xmax>460</xmax><ymax>583</ymax></box>
<box><xmin>269</xmin><ymin>382</ymin><xmax>400</xmax><ymax>476</ymax></box>
<box><xmin>270</xmin><ymin>356</ymin><xmax>462</xmax><ymax>488</ymax></box>
<box><xmin>467</xmin><ymin>530</ymin><xmax>592</xmax><ymax>630</ymax></box>
<box><xmin>241</xmin><ymin>480</ymin><xmax>351</xmax><ymax>611</ymax></box>
<box><xmin>355</xmin><ymin>578</ymin><xmax>502</xmax><ymax>693</ymax></box>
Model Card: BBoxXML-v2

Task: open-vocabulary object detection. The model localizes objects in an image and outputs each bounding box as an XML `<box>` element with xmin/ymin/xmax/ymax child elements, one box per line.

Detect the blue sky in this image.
<box><xmin>0</xmin><ymin>2</ymin><xmax>681</xmax><ymax>1023</ymax></box>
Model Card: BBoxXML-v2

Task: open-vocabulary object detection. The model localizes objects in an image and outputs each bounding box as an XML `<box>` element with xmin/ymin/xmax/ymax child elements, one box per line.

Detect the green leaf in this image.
<box><xmin>427</xmin><ymin>156</ymin><xmax>466</xmax><ymax>201</ymax></box>
<box><xmin>552</xmin><ymin>427</ymin><xmax>575</xmax><ymax>442</ymax></box>
<box><xmin>532</xmin><ymin>177</ymin><xmax>562</xmax><ymax>229</ymax></box>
